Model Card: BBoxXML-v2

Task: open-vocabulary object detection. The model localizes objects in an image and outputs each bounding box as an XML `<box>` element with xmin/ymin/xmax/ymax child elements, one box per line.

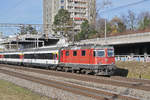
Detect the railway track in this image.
<box><xmin>0</xmin><ymin>66</ymin><xmax>139</xmax><ymax>100</ymax></box>
<box><xmin>1</xmin><ymin>64</ymin><xmax>150</xmax><ymax>91</ymax></box>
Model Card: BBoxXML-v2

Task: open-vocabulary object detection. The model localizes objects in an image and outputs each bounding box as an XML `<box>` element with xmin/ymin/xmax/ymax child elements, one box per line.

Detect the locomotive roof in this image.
<box><xmin>0</xmin><ymin>44</ymin><xmax>113</xmax><ymax>53</ymax></box>
<box><xmin>0</xmin><ymin>46</ymin><xmax>61</xmax><ymax>54</ymax></box>
<box><xmin>63</xmin><ymin>44</ymin><xmax>113</xmax><ymax>50</ymax></box>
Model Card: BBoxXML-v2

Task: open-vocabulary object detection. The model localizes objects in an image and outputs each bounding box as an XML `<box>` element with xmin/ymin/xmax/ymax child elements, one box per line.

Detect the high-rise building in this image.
<box><xmin>43</xmin><ymin>0</ymin><xmax>96</xmax><ymax>35</ymax></box>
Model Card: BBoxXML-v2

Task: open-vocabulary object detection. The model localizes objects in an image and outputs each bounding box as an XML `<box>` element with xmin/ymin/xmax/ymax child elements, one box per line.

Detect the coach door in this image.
<box><xmin>53</xmin><ymin>52</ymin><xmax>57</xmax><ymax>64</ymax></box>
<box><xmin>60</xmin><ymin>51</ymin><xmax>64</xmax><ymax>62</ymax></box>
<box><xmin>90</xmin><ymin>49</ymin><xmax>97</xmax><ymax>64</ymax></box>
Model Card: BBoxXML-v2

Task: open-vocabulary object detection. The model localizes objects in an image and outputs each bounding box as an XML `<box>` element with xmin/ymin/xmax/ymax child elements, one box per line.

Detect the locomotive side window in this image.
<box><xmin>66</xmin><ymin>51</ymin><xmax>69</xmax><ymax>56</ymax></box>
<box><xmin>61</xmin><ymin>51</ymin><xmax>63</xmax><ymax>57</ymax></box>
<box><xmin>93</xmin><ymin>51</ymin><xmax>96</xmax><ymax>57</ymax></box>
<box><xmin>82</xmin><ymin>50</ymin><xmax>86</xmax><ymax>56</ymax></box>
<box><xmin>73</xmin><ymin>51</ymin><xmax>77</xmax><ymax>56</ymax></box>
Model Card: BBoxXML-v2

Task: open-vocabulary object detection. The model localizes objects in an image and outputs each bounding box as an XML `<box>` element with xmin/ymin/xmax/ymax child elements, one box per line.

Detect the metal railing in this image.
<box><xmin>115</xmin><ymin>55</ymin><xmax>150</xmax><ymax>62</ymax></box>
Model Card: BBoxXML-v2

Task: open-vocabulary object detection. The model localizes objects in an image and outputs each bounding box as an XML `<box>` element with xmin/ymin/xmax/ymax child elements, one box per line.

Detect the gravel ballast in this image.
<box><xmin>0</xmin><ymin>73</ymin><xmax>95</xmax><ymax>100</ymax></box>
<box><xmin>1</xmin><ymin>67</ymin><xmax>150</xmax><ymax>100</ymax></box>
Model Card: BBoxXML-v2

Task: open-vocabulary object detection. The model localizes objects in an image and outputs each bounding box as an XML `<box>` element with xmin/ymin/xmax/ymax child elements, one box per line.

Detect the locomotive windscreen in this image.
<box><xmin>107</xmin><ymin>49</ymin><xmax>114</xmax><ymax>57</ymax></box>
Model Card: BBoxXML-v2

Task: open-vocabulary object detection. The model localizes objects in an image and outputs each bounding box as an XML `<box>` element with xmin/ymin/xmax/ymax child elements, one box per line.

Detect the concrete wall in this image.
<box><xmin>81</xmin><ymin>32</ymin><xmax>150</xmax><ymax>45</ymax></box>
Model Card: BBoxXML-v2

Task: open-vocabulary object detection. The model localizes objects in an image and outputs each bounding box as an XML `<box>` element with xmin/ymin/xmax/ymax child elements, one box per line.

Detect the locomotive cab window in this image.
<box><xmin>73</xmin><ymin>51</ymin><xmax>77</xmax><ymax>56</ymax></box>
<box><xmin>82</xmin><ymin>50</ymin><xmax>86</xmax><ymax>56</ymax></box>
<box><xmin>97</xmin><ymin>50</ymin><xmax>105</xmax><ymax>57</ymax></box>
<box><xmin>107</xmin><ymin>49</ymin><xmax>114</xmax><ymax>57</ymax></box>
<box><xmin>66</xmin><ymin>51</ymin><xmax>69</xmax><ymax>56</ymax></box>
<box><xmin>93</xmin><ymin>50</ymin><xmax>105</xmax><ymax>57</ymax></box>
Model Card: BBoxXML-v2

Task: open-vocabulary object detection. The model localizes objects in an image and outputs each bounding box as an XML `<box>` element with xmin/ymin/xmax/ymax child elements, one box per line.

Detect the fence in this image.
<box><xmin>115</xmin><ymin>55</ymin><xmax>150</xmax><ymax>62</ymax></box>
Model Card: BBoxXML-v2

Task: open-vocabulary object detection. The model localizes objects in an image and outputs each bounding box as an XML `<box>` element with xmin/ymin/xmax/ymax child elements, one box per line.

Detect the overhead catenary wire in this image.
<box><xmin>99</xmin><ymin>0</ymin><xmax>150</xmax><ymax>14</ymax></box>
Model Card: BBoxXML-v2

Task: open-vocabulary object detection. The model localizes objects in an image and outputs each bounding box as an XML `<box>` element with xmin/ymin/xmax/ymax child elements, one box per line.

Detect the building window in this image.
<box><xmin>61</xmin><ymin>0</ymin><xmax>64</xmax><ymax>3</ymax></box>
<box><xmin>73</xmin><ymin>51</ymin><xmax>77</xmax><ymax>56</ymax></box>
<box><xmin>82</xmin><ymin>50</ymin><xmax>86</xmax><ymax>56</ymax></box>
<box><xmin>61</xmin><ymin>6</ymin><xmax>64</xmax><ymax>9</ymax></box>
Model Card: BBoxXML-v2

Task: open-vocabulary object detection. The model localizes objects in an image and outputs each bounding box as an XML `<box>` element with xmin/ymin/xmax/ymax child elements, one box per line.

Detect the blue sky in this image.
<box><xmin>97</xmin><ymin>0</ymin><xmax>150</xmax><ymax>19</ymax></box>
<box><xmin>0</xmin><ymin>0</ymin><xmax>150</xmax><ymax>24</ymax></box>
<box><xmin>0</xmin><ymin>0</ymin><xmax>43</xmax><ymax>24</ymax></box>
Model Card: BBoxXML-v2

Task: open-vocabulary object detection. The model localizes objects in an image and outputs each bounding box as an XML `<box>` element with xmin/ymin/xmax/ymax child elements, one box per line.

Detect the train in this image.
<box><xmin>0</xmin><ymin>45</ymin><xmax>116</xmax><ymax>75</ymax></box>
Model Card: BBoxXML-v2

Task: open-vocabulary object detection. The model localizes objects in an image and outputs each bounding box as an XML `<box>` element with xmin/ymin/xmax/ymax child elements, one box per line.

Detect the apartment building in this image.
<box><xmin>43</xmin><ymin>0</ymin><xmax>96</xmax><ymax>34</ymax></box>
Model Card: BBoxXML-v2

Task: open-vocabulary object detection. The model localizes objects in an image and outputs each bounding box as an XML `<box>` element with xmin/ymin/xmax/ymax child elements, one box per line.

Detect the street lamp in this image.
<box><xmin>97</xmin><ymin>0</ymin><xmax>112</xmax><ymax>45</ymax></box>
<box><xmin>104</xmin><ymin>18</ymin><xmax>107</xmax><ymax>44</ymax></box>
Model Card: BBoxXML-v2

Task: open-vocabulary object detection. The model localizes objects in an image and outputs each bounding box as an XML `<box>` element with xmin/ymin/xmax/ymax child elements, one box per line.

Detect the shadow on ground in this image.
<box><xmin>114</xmin><ymin>67</ymin><xmax>128</xmax><ymax>77</ymax></box>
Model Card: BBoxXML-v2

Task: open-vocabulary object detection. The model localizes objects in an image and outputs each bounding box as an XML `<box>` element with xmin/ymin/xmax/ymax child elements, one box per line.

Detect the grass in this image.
<box><xmin>0</xmin><ymin>79</ymin><xmax>52</xmax><ymax>100</ymax></box>
<box><xmin>116</xmin><ymin>61</ymin><xmax>150</xmax><ymax>80</ymax></box>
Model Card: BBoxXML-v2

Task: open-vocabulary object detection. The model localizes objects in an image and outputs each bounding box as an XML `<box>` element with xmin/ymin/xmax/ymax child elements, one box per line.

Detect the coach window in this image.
<box><xmin>82</xmin><ymin>50</ymin><xmax>86</xmax><ymax>56</ymax></box>
<box><xmin>4</xmin><ymin>55</ymin><xmax>9</xmax><ymax>58</ymax></box>
<box><xmin>34</xmin><ymin>54</ymin><xmax>38</xmax><ymax>59</ymax></box>
<box><xmin>24</xmin><ymin>54</ymin><xmax>34</xmax><ymax>59</ymax></box>
<box><xmin>40</xmin><ymin>54</ymin><xmax>45</xmax><ymax>59</ymax></box>
<box><xmin>73</xmin><ymin>51</ymin><xmax>77</xmax><ymax>56</ymax></box>
<box><xmin>66</xmin><ymin>51</ymin><xmax>69</xmax><ymax>56</ymax></box>
<box><xmin>50</xmin><ymin>53</ymin><xmax>54</xmax><ymax>59</ymax></box>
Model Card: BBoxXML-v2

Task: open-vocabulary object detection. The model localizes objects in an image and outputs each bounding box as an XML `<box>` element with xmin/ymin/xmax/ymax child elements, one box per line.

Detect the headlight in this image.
<box><xmin>105</xmin><ymin>58</ymin><xmax>108</xmax><ymax>62</ymax></box>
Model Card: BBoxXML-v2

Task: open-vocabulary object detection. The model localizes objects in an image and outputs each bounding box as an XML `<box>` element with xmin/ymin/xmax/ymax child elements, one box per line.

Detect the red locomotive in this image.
<box><xmin>59</xmin><ymin>45</ymin><xmax>116</xmax><ymax>75</ymax></box>
<box><xmin>0</xmin><ymin>45</ymin><xmax>116</xmax><ymax>76</ymax></box>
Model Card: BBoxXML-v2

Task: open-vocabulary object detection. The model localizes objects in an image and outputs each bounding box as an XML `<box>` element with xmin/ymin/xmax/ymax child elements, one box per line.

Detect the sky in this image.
<box><xmin>0</xmin><ymin>0</ymin><xmax>43</xmax><ymax>24</ymax></box>
<box><xmin>0</xmin><ymin>0</ymin><xmax>150</xmax><ymax>24</ymax></box>
<box><xmin>97</xmin><ymin>0</ymin><xmax>150</xmax><ymax>19</ymax></box>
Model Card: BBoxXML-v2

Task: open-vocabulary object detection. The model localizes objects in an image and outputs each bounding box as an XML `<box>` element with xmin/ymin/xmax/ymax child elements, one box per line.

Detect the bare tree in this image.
<box><xmin>138</xmin><ymin>11</ymin><xmax>150</xmax><ymax>30</ymax></box>
<box><xmin>96</xmin><ymin>17</ymin><xmax>105</xmax><ymax>37</ymax></box>
<box><xmin>96</xmin><ymin>0</ymin><xmax>112</xmax><ymax>18</ymax></box>
<box><xmin>127</xmin><ymin>10</ymin><xmax>138</xmax><ymax>31</ymax></box>
<box><xmin>121</xmin><ymin>10</ymin><xmax>138</xmax><ymax>31</ymax></box>
<box><xmin>95</xmin><ymin>0</ymin><xmax>112</xmax><ymax>37</ymax></box>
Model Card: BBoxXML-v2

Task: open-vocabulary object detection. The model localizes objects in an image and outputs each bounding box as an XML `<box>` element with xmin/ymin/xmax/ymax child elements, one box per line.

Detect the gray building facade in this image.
<box><xmin>43</xmin><ymin>0</ymin><xmax>96</xmax><ymax>35</ymax></box>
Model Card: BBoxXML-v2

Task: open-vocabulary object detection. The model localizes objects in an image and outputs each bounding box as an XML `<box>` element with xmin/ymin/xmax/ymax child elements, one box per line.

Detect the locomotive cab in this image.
<box><xmin>94</xmin><ymin>48</ymin><xmax>115</xmax><ymax>65</ymax></box>
<box><xmin>93</xmin><ymin>47</ymin><xmax>116</xmax><ymax>75</ymax></box>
